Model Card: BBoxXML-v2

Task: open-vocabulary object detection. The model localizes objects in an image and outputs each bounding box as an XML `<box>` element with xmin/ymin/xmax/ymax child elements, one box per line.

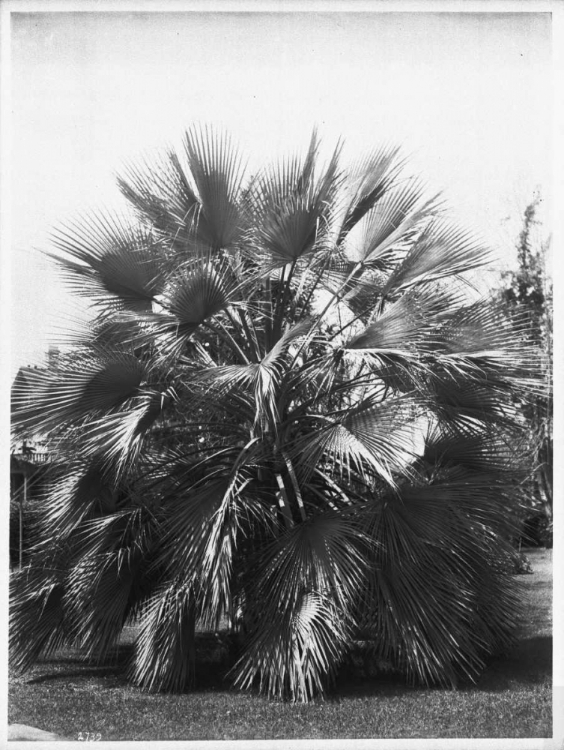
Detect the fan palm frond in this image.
<box><xmin>181</xmin><ymin>125</ymin><xmax>248</xmax><ymax>250</ymax></box>
<box><xmin>10</xmin><ymin>568</ymin><xmax>68</xmax><ymax>674</ymax></box>
<box><xmin>63</xmin><ymin>548</ymin><xmax>136</xmax><ymax>661</ymax></box>
<box><xmin>76</xmin><ymin>391</ymin><xmax>169</xmax><ymax>474</ymax></box>
<box><xmin>117</xmin><ymin>149</ymin><xmax>199</xmax><ymax>248</ymax></box>
<box><xmin>12</xmin><ymin>349</ymin><xmax>146</xmax><ymax>435</ymax></box>
<box><xmin>50</xmin><ymin>212</ymin><xmax>166</xmax><ymax>311</ymax></box>
<box><xmin>153</xmin><ymin>458</ymin><xmax>255</xmax><ymax>631</ymax></box>
<box><xmin>383</xmin><ymin>219</ymin><xmax>494</xmax><ymax>295</ymax></box>
<box><xmin>341</xmin><ymin>181</ymin><xmax>439</xmax><ymax>267</ymax></box>
<box><xmin>250</xmin><ymin>133</ymin><xmax>342</xmax><ymax>267</ymax></box>
<box><xmin>422</xmin><ymin>423</ymin><xmax>530</xmax><ymax>476</ymax></box>
<box><xmin>345</xmin><ymin>289</ymin><xmax>430</xmax><ymax>351</ymax></box>
<box><xmin>164</xmin><ymin>256</ymin><xmax>240</xmax><ymax>331</ymax></box>
<box><xmin>432</xmin><ymin>300</ymin><xmax>545</xmax><ymax>383</ymax></box>
<box><xmin>295</xmin><ymin>397</ymin><xmax>422</xmax><ymax>487</ymax></box>
<box><xmin>196</xmin><ymin>319</ymin><xmax>313</xmax><ymax>428</ymax></box>
<box><xmin>129</xmin><ymin>580</ymin><xmax>197</xmax><ymax>692</ymax></box>
<box><xmin>340</xmin><ymin>144</ymin><xmax>404</xmax><ymax>235</ymax></box>
<box><xmin>358</xmin><ymin>473</ymin><xmax>522</xmax><ymax>686</ymax></box>
<box><xmin>233</xmin><ymin>510</ymin><xmax>371</xmax><ymax>701</ymax></box>
<box><xmin>30</xmin><ymin>459</ymin><xmax>116</xmax><ymax>546</ymax></box>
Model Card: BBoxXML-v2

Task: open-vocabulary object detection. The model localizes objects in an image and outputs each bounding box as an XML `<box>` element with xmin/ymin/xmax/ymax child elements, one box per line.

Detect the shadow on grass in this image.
<box><xmin>24</xmin><ymin>641</ymin><xmax>235</xmax><ymax>692</ymax></box>
<box><xmin>475</xmin><ymin>635</ymin><xmax>552</xmax><ymax>691</ymax></box>
<box><xmin>26</xmin><ymin>665</ymin><xmax>124</xmax><ymax>685</ymax></box>
<box><xmin>24</xmin><ymin>649</ymin><xmax>132</xmax><ymax>685</ymax></box>
<box><xmin>331</xmin><ymin>635</ymin><xmax>553</xmax><ymax>701</ymax></box>
<box><xmin>333</xmin><ymin>671</ymin><xmax>417</xmax><ymax>701</ymax></box>
<box><xmin>21</xmin><ymin>631</ymin><xmax>552</xmax><ymax>700</ymax></box>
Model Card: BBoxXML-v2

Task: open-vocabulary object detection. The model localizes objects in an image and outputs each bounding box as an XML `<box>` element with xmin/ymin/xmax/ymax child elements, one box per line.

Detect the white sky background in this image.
<box><xmin>9</xmin><ymin>10</ymin><xmax>553</xmax><ymax>373</ymax></box>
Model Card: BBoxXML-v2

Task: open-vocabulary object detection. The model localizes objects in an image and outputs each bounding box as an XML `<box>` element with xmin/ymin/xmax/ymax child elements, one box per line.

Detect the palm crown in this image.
<box><xmin>11</xmin><ymin>127</ymin><xmax>541</xmax><ymax>701</ymax></box>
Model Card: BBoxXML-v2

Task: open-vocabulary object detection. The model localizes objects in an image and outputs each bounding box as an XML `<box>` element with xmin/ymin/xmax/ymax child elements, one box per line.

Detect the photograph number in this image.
<box><xmin>78</xmin><ymin>732</ymin><xmax>101</xmax><ymax>741</ymax></box>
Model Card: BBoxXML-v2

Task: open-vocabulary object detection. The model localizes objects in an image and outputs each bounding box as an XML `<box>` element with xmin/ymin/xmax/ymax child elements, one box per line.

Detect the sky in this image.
<box><xmin>5</xmin><ymin>10</ymin><xmax>554</xmax><ymax>374</ymax></box>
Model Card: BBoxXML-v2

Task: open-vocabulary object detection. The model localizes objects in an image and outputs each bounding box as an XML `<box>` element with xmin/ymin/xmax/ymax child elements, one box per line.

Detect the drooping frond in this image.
<box><xmin>12</xmin><ymin>349</ymin><xmax>146</xmax><ymax>435</ymax></box>
<box><xmin>148</xmin><ymin>440</ymin><xmax>266</xmax><ymax>633</ymax></box>
<box><xmin>358</xmin><ymin>473</ymin><xmax>522</xmax><ymax>686</ymax></box>
<box><xmin>30</xmin><ymin>459</ymin><xmax>116</xmax><ymax>545</ymax></box>
<box><xmin>233</xmin><ymin>510</ymin><xmax>371</xmax><ymax>701</ymax></box>
<box><xmin>129</xmin><ymin>580</ymin><xmax>197</xmax><ymax>692</ymax></box>
<box><xmin>63</xmin><ymin>546</ymin><xmax>136</xmax><ymax>661</ymax></box>
<box><xmin>75</xmin><ymin>391</ymin><xmax>169</xmax><ymax>474</ymax></box>
<box><xmin>10</xmin><ymin>569</ymin><xmax>67</xmax><ymax>674</ymax></box>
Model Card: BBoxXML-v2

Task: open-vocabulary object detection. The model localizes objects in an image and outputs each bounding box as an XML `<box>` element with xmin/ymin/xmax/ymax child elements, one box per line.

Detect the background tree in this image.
<box><xmin>498</xmin><ymin>195</ymin><xmax>552</xmax><ymax>545</ymax></box>
<box><xmin>11</xmin><ymin>127</ymin><xmax>542</xmax><ymax>701</ymax></box>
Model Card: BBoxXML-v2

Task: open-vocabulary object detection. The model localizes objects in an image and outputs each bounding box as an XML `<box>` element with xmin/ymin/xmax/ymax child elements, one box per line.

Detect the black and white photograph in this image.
<box><xmin>2</xmin><ymin>1</ymin><xmax>560</xmax><ymax>746</ymax></box>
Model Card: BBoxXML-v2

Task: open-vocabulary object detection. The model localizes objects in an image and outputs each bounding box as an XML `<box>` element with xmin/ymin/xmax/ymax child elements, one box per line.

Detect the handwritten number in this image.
<box><xmin>78</xmin><ymin>732</ymin><xmax>101</xmax><ymax>741</ymax></box>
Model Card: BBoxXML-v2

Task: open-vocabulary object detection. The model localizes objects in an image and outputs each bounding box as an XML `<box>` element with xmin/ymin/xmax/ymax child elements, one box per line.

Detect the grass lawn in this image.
<box><xmin>8</xmin><ymin>548</ymin><xmax>552</xmax><ymax>741</ymax></box>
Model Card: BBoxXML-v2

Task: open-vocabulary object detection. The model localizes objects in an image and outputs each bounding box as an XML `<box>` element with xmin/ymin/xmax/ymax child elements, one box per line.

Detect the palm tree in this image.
<box><xmin>11</xmin><ymin>127</ymin><xmax>542</xmax><ymax>701</ymax></box>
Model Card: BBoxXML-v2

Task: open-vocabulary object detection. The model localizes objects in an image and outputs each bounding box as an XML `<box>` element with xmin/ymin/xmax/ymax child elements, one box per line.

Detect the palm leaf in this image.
<box><xmin>10</xmin><ymin>574</ymin><xmax>67</xmax><ymax>674</ymax></box>
<box><xmin>50</xmin><ymin>212</ymin><xmax>166</xmax><ymax>311</ymax></box>
<box><xmin>250</xmin><ymin>134</ymin><xmax>342</xmax><ymax>267</ymax></box>
<box><xmin>118</xmin><ymin>149</ymin><xmax>200</xmax><ymax>248</ymax></box>
<box><xmin>196</xmin><ymin>319</ymin><xmax>313</xmax><ymax>428</ymax></box>
<box><xmin>422</xmin><ymin>423</ymin><xmax>530</xmax><ymax>476</ymax></box>
<box><xmin>163</xmin><ymin>257</ymin><xmax>240</xmax><ymax>333</ymax></box>
<box><xmin>339</xmin><ymin>144</ymin><xmax>404</xmax><ymax>235</ymax></box>
<box><xmin>432</xmin><ymin>300</ymin><xmax>545</xmax><ymax>386</ymax></box>
<box><xmin>152</xmin><ymin>452</ymin><xmax>259</xmax><ymax>631</ymax></box>
<box><xmin>30</xmin><ymin>460</ymin><xmax>116</xmax><ymax>545</ymax></box>
<box><xmin>119</xmin><ymin>126</ymin><xmax>247</xmax><ymax>254</ymax></box>
<box><xmin>345</xmin><ymin>290</ymin><xmax>427</xmax><ymax>352</ymax></box>
<box><xmin>345</xmin><ymin>285</ymin><xmax>465</xmax><ymax>352</ymax></box>
<box><xmin>358</xmin><ymin>474</ymin><xmax>522</xmax><ymax>685</ymax></box>
<box><xmin>233</xmin><ymin>510</ymin><xmax>371</xmax><ymax>701</ymax></box>
<box><xmin>12</xmin><ymin>349</ymin><xmax>146</xmax><ymax>435</ymax></box>
<box><xmin>383</xmin><ymin>219</ymin><xmax>494</xmax><ymax>295</ymax></box>
<box><xmin>129</xmin><ymin>580</ymin><xmax>197</xmax><ymax>692</ymax></box>
<box><xmin>74</xmin><ymin>392</ymin><xmax>168</xmax><ymax>474</ymax></box>
<box><xmin>63</xmin><ymin>548</ymin><xmax>135</xmax><ymax>662</ymax></box>
<box><xmin>295</xmin><ymin>397</ymin><xmax>422</xmax><ymax>487</ymax></box>
<box><xmin>58</xmin><ymin>502</ymin><xmax>158</xmax><ymax>659</ymax></box>
<box><xmin>341</xmin><ymin>181</ymin><xmax>439</xmax><ymax>266</ymax></box>
<box><xmin>181</xmin><ymin>125</ymin><xmax>248</xmax><ymax>250</ymax></box>
<box><xmin>425</xmin><ymin>369</ymin><xmax>523</xmax><ymax>429</ymax></box>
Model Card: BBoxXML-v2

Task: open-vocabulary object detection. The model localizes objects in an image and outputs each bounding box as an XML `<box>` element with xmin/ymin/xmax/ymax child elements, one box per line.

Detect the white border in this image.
<box><xmin>1</xmin><ymin>1</ymin><xmax>561</xmax><ymax>749</ymax></box>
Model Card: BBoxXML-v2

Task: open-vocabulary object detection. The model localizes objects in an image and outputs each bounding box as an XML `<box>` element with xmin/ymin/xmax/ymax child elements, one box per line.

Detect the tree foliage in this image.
<box><xmin>11</xmin><ymin>127</ymin><xmax>542</xmax><ymax>701</ymax></box>
<box><xmin>498</xmin><ymin>195</ymin><xmax>552</xmax><ymax>542</ymax></box>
